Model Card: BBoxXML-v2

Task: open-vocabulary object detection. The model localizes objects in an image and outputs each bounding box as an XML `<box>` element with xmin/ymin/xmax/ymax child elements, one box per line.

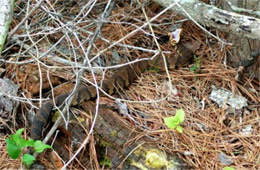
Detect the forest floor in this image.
<box><xmin>0</xmin><ymin>1</ymin><xmax>259</xmax><ymax>169</ymax></box>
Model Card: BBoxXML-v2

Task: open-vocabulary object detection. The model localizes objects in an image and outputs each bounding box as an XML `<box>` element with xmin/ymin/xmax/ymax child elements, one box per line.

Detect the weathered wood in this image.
<box><xmin>153</xmin><ymin>0</ymin><xmax>260</xmax><ymax>79</ymax></box>
<box><xmin>52</xmin><ymin>101</ymin><xmax>191</xmax><ymax>169</ymax></box>
<box><xmin>152</xmin><ymin>0</ymin><xmax>260</xmax><ymax>40</ymax></box>
<box><xmin>221</xmin><ymin>0</ymin><xmax>260</xmax><ymax>79</ymax></box>
<box><xmin>0</xmin><ymin>0</ymin><xmax>14</xmax><ymax>55</ymax></box>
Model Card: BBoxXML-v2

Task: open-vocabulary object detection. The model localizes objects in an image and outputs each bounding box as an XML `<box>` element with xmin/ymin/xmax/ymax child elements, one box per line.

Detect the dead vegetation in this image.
<box><xmin>0</xmin><ymin>0</ymin><xmax>259</xmax><ymax>169</ymax></box>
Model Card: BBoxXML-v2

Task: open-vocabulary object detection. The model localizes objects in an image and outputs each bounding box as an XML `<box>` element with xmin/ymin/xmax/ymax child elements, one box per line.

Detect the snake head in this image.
<box><xmin>169</xmin><ymin>28</ymin><xmax>183</xmax><ymax>45</ymax></box>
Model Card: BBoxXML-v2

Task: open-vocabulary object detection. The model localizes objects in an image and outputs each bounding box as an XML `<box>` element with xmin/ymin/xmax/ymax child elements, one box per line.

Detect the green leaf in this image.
<box><xmin>34</xmin><ymin>140</ymin><xmax>52</xmax><ymax>153</ymax></box>
<box><xmin>190</xmin><ymin>56</ymin><xmax>200</xmax><ymax>72</ymax></box>
<box><xmin>223</xmin><ymin>166</ymin><xmax>235</xmax><ymax>170</ymax></box>
<box><xmin>11</xmin><ymin>129</ymin><xmax>34</xmax><ymax>148</ymax></box>
<box><xmin>15</xmin><ymin>128</ymin><xmax>24</xmax><ymax>136</ymax></box>
<box><xmin>23</xmin><ymin>138</ymin><xmax>35</xmax><ymax>147</ymax></box>
<box><xmin>176</xmin><ymin>125</ymin><xmax>183</xmax><ymax>133</ymax></box>
<box><xmin>22</xmin><ymin>154</ymin><xmax>36</xmax><ymax>166</ymax></box>
<box><xmin>12</xmin><ymin>133</ymin><xmax>22</xmax><ymax>144</ymax></box>
<box><xmin>175</xmin><ymin>109</ymin><xmax>185</xmax><ymax>123</ymax></box>
<box><xmin>17</xmin><ymin>137</ymin><xmax>33</xmax><ymax>148</ymax></box>
<box><xmin>164</xmin><ymin>116</ymin><xmax>178</xmax><ymax>129</ymax></box>
<box><xmin>12</xmin><ymin>129</ymin><xmax>24</xmax><ymax>145</ymax></box>
<box><xmin>190</xmin><ymin>65</ymin><xmax>197</xmax><ymax>71</ymax></box>
<box><xmin>6</xmin><ymin>138</ymin><xmax>21</xmax><ymax>159</ymax></box>
<box><xmin>164</xmin><ymin>109</ymin><xmax>185</xmax><ymax>133</ymax></box>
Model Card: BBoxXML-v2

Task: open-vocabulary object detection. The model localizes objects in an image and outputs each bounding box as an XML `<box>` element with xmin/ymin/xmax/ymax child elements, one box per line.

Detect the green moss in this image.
<box><xmin>97</xmin><ymin>138</ymin><xmax>112</xmax><ymax>168</ymax></box>
<box><xmin>131</xmin><ymin>147</ymin><xmax>174</xmax><ymax>169</ymax></box>
<box><xmin>110</xmin><ymin>130</ymin><xmax>118</xmax><ymax>137</ymax></box>
<box><xmin>133</xmin><ymin>147</ymin><xmax>142</xmax><ymax>157</ymax></box>
<box><xmin>145</xmin><ymin>149</ymin><xmax>171</xmax><ymax>169</ymax></box>
<box><xmin>131</xmin><ymin>161</ymin><xmax>148</xmax><ymax>170</ymax></box>
<box><xmin>149</xmin><ymin>65</ymin><xmax>160</xmax><ymax>73</ymax></box>
<box><xmin>52</xmin><ymin>110</ymin><xmax>61</xmax><ymax>122</ymax></box>
<box><xmin>99</xmin><ymin>138</ymin><xmax>111</xmax><ymax>148</ymax></box>
<box><xmin>99</xmin><ymin>156</ymin><xmax>112</xmax><ymax>168</ymax></box>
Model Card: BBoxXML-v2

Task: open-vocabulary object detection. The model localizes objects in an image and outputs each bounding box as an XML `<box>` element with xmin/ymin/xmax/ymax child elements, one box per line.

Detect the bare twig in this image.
<box><xmin>33</xmin><ymin>1</ymin><xmax>117</xmax><ymax>168</ymax></box>
<box><xmin>90</xmin><ymin>2</ymin><xmax>179</xmax><ymax>63</ymax></box>
<box><xmin>25</xmin><ymin>0</ymin><xmax>43</xmax><ymax>107</ymax></box>
<box><xmin>153</xmin><ymin>0</ymin><xmax>260</xmax><ymax>40</ymax></box>
<box><xmin>172</xmin><ymin>0</ymin><xmax>232</xmax><ymax>47</ymax></box>
<box><xmin>7</xmin><ymin>0</ymin><xmax>45</xmax><ymax>41</ymax></box>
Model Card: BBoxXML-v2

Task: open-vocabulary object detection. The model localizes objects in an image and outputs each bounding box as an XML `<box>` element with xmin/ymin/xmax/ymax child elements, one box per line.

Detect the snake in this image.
<box><xmin>30</xmin><ymin>28</ymin><xmax>195</xmax><ymax>140</ymax></box>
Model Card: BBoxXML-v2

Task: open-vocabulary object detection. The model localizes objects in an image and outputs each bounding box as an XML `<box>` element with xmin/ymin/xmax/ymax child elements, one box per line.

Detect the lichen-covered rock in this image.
<box><xmin>0</xmin><ymin>78</ymin><xmax>19</xmax><ymax>134</ymax></box>
<box><xmin>209</xmin><ymin>87</ymin><xmax>247</xmax><ymax>110</ymax></box>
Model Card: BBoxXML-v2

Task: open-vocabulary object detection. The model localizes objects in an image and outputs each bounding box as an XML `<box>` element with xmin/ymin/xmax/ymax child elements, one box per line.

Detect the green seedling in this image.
<box><xmin>190</xmin><ymin>55</ymin><xmax>200</xmax><ymax>72</ymax></box>
<box><xmin>22</xmin><ymin>154</ymin><xmax>35</xmax><ymax>166</ymax></box>
<box><xmin>164</xmin><ymin>109</ymin><xmax>185</xmax><ymax>133</ymax></box>
<box><xmin>6</xmin><ymin>128</ymin><xmax>52</xmax><ymax>166</ymax></box>
<box><xmin>223</xmin><ymin>166</ymin><xmax>235</xmax><ymax>170</ymax></box>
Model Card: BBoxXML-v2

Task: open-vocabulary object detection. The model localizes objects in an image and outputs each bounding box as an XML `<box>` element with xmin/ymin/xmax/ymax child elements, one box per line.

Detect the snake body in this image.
<box><xmin>30</xmin><ymin>29</ymin><xmax>194</xmax><ymax>140</ymax></box>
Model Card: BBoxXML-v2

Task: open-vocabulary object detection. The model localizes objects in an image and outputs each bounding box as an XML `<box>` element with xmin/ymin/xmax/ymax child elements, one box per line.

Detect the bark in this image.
<box><xmin>152</xmin><ymin>0</ymin><xmax>260</xmax><ymax>40</ymax></box>
<box><xmin>0</xmin><ymin>0</ymin><xmax>14</xmax><ymax>55</ymax></box>
<box><xmin>53</xmin><ymin>101</ymin><xmax>191</xmax><ymax>169</ymax></box>
<box><xmin>153</xmin><ymin>0</ymin><xmax>260</xmax><ymax>79</ymax></box>
<box><xmin>220</xmin><ymin>0</ymin><xmax>260</xmax><ymax>79</ymax></box>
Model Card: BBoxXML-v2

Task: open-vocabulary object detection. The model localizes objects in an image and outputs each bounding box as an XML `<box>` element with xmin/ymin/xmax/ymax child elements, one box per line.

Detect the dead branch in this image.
<box><xmin>152</xmin><ymin>0</ymin><xmax>260</xmax><ymax>40</ymax></box>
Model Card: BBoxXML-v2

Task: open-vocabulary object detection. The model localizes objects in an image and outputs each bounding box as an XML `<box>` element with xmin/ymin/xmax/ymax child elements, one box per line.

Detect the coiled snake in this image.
<box><xmin>30</xmin><ymin>28</ymin><xmax>195</xmax><ymax>140</ymax></box>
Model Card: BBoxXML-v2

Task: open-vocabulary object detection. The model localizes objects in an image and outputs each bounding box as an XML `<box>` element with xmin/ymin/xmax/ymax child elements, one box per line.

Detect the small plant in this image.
<box><xmin>190</xmin><ymin>55</ymin><xmax>200</xmax><ymax>72</ymax></box>
<box><xmin>149</xmin><ymin>64</ymin><xmax>161</xmax><ymax>73</ymax></box>
<box><xmin>223</xmin><ymin>166</ymin><xmax>235</xmax><ymax>170</ymax></box>
<box><xmin>100</xmin><ymin>156</ymin><xmax>112</xmax><ymax>168</ymax></box>
<box><xmin>6</xmin><ymin>128</ymin><xmax>52</xmax><ymax>166</ymax></box>
<box><xmin>164</xmin><ymin>109</ymin><xmax>185</xmax><ymax>133</ymax></box>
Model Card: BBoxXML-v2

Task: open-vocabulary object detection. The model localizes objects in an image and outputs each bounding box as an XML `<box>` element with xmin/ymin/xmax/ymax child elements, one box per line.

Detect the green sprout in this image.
<box><xmin>164</xmin><ymin>109</ymin><xmax>185</xmax><ymax>133</ymax></box>
<box><xmin>6</xmin><ymin>128</ymin><xmax>52</xmax><ymax>166</ymax></box>
<box><xmin>190</xmin><ymin>55</ymin><xmax>200</xmax><ymax>72</ymax></box>
<box><xmin>223</xmin><ymin>166</ymin><xmax>235</xmax><ymax>170</ymax></box>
